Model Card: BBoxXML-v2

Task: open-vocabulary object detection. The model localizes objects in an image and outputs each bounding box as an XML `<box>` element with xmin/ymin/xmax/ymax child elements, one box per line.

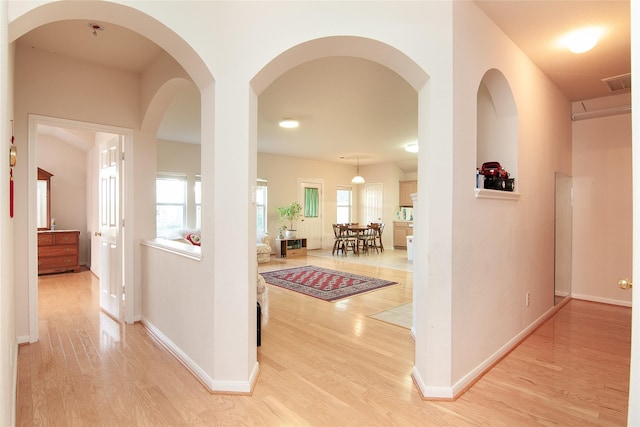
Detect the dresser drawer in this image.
<box><xmin>54</xmin><ymin>232</ymin><xmax>78</xmax><ymax>245</ymax></box>
<box><xmin>38</xmin><ymin>255</ymin><xmax>78</xmax><ymax>270</ymax></box>
<box><xmin>38</xmin><ymin>233</ymin><xmax>54</xmax><ymax>245</ymax></box>
<box><xmin>39</xmin><ymin>245</ymin><xmax>78</xmax><ymax>257</ymax></box>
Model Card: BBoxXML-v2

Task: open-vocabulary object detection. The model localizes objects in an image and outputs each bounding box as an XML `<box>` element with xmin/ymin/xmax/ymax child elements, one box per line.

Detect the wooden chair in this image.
<box><xmin>338</xmin><ymin>224</ymin><xmax>358</xmax><ymax>256</ymax></box>
<box><xmin>332</xmin><ymin>224</ymin><xmax>347</xmax><ymax>255</ymax></box>
<box><xmin>371</xmin><ymin>223</ymin><xmax>385</xmax><ymax>252</ymax></box>
<box><xmin>360</xmin><ymin>225</ymin><xmax>379</xmax><ymax>254</ymax></box>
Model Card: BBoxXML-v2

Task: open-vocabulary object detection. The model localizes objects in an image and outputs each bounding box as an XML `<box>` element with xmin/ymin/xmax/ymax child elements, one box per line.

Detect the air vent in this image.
<box><xmin>602</xmin><ymin>73</ymin><xmax>631</xmax><ymax>92</ymax></box>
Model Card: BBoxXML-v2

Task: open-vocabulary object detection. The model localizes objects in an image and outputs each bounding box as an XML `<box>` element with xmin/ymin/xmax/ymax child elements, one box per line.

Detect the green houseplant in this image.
<box><xmin>276</xmin><ymin>202</ymin><xmax>303</xmax><ymax>238</ymax></box>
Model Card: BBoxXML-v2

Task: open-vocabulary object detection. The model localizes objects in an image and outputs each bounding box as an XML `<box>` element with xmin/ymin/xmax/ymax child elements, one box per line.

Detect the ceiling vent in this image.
<box><xmin>602</xmin><ymin>73</ymin><xmax>631</xmax><ymax>92</ymax></box>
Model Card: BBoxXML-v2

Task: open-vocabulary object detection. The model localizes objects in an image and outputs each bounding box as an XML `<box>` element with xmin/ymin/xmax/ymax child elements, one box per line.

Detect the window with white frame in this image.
<box><xmin>256</xmin><ymin>179</ymin><xmax>268</xmax><ymax>233</ymax></box>
<box><xmin>336</xmin><ymin>186</ymin><xmax>352</xmax><ymax>224</ymax></box>
<box><xmin>156</xmin><ymin>174</ymin><xmax>187</xmax><ymax>237</ymax></box>
<box><xmin>194</xmin><ymin>175</ymin><xmax>201</xmax><ymax>229</ymax></box>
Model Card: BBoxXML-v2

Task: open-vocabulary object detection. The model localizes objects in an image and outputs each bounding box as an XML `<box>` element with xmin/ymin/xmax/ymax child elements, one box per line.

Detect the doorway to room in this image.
<box><xmin>29</xmin><ymin>115</ymin><xmax>130</xmax><ymax>339</ymax></box>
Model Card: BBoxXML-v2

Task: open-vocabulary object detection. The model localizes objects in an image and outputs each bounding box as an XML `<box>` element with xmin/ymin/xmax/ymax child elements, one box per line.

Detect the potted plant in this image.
<box><xmin>276</xmin><ymin>202</ymin><xmax>303</xmax><ymax>238</ymax></box>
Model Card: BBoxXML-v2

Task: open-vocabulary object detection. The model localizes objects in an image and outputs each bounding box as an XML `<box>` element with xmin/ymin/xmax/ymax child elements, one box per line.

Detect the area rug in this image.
<box><xmin>261</xmin><ymin>265</ymin><xmax>397</xmax><ymax>302</ymax></box>
<box><xmin>368</xmin><ymin>303</ymin><xmax>412</xmax><ymax>329</ymax></box>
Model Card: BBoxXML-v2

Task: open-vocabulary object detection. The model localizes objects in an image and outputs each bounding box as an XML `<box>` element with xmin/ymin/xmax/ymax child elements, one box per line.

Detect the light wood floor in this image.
<box><xmin>17</xmin><ymin>252</ymin><xmax>630</xmax><ymax>426</ymax></box>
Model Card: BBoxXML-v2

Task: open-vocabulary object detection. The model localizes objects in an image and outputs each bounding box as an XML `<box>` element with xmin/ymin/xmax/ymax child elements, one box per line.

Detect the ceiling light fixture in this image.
<box><xmin>559</xmin><ymin>27</ymin><xmax>603</xmax><ymax>54</ymax></box>
<box><xmin>351</xmin><ymin>157</ymin><xmax>365</xmax><ymax>184</ymax></box>
<box><xmin>89</xmin><ymin>23</ymin><xmax>104</xmax><ymax>37</ymax></box>
<box><xmin>405</xmin><ymin>143</ymin><xmax>419</xmax><ymax>153</ymax></box>
<box><xmin>279</xmin><ymin>118</ymin><xmax>299</xmax><ymax>129</ymax></box>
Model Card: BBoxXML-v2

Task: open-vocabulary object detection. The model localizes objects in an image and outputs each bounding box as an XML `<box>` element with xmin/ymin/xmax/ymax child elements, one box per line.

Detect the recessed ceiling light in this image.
<box><xmin>405</xmin><ymin>143</ymin><xmax>419</xmax><ymax>153</ymax></box>
<box><xmin>559</xmin><ymin>27</ymin><xmax>603</xmax><ymax>54</ymax></box>
<box><xmin>279</xmin><ymin>118</ymin><xmax>299</xmax><ymax>128</ymax></box>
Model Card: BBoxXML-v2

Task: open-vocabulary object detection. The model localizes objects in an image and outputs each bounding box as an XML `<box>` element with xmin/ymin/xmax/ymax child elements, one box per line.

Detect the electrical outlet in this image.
<box><xmin>525</xmin><ymin>292</ymin><xmax>530</xmax><ymax>307</ymax></box>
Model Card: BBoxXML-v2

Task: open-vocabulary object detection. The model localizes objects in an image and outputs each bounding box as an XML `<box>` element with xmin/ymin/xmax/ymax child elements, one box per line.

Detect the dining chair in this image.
<box><xmin>332</xmin><ymin>224</ymin><xmax>346</xmax><ymax>255</ymax></box>
<box><xmin>372</xmin><ymin>222</ymin><xmax>384</xmax><ymax>252</ymax></box>
<box><xmin>339</xmin><ymin>224</ymin><xmax>358</xmax><ymax>256</ymax></box>
<box><xmin>361</xmin><ymin>225</ymin><xmax>379</xmax><ymax>254</ymax></box>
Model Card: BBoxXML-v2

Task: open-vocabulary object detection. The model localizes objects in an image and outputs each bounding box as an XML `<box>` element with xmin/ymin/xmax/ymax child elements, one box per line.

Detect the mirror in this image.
<box><xmin>37</xmin><ymin>168</ymin><xmax>53</xmax><ymax>230</ymax></box>
<box><xmin>554</xmin><ymin>173</ymin><xmax>572</xmax><ymax>304</ymax></box>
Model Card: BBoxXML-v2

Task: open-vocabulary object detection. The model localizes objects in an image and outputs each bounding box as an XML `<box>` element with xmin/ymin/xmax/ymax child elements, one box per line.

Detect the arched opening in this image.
<box><xmin>476</xmin><ymin>68</ymin><xmax>518</xmax><ymax>192</ymax></box>
<box><xmin>9</xmin><ymin>3</ymin><xmax>213</xmax><ymax>341</ymax></box>
<box><xmin>251</xmin><ymin>34</ymin><xmax>429</xmax><ymax>390</ymax></box>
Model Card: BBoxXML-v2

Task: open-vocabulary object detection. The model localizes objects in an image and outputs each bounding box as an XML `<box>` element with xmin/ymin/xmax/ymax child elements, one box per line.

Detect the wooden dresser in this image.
<box><xmin>38</xmin><ymin>230</ymin><xmax>80</xmax><ymax>275</ymax></box>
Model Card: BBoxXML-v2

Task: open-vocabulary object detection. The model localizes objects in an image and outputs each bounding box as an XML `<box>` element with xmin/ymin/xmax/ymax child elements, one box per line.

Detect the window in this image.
<box><xmin>256</xmin><ymin>179</ymin><xmax>268</xmax><ymax>233</ymax></box>
<box><xmin>304</xmin><ymin>187</ymin><xmax>319</xmax><ymax>218</ymax></box>
<box><xmin>194</xmin><ymin>175</ymin><xmax>201</xmax><ymax>229</ymax></box>
<box><xmin>337</xmin><ymin>186</ymin><xmax>352</xmax><ymax>224</ymax></box>
<box><xmin>156</xmin><ymin>174</ymin><xmax>187</xmax><ymax>237</ymax></box>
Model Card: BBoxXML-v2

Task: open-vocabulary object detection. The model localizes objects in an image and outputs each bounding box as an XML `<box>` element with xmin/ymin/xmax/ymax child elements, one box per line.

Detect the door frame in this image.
<box><xmin>28</xmin><ymin>115</ymin><xmax>134</xmax><ymax>342</ymax></box>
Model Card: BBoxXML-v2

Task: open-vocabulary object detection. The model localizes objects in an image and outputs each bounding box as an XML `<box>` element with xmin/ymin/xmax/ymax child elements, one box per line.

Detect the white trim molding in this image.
<box><xmin>141</xmin><ymin>318</ymin><xmax>259</xmax><ymax>394</ymax></box>
<box><xmin>412</xmin><ymin>299</ymin><xmax>569</xmax><ymax>400</ymax></box>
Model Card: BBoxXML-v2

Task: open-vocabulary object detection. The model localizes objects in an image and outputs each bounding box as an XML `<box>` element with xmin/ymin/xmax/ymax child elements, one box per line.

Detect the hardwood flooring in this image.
<box><xmin>17</xmin><ymin>252</ymin><xmax>630</xmax><ymax>426</ymax></box>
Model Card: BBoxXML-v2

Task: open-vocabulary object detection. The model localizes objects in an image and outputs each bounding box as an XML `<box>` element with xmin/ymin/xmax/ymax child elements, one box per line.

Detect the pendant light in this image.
<box><xmin>351</xmin><ymin>157</ymin><xmax>365</xmax><ymax>184</ymax></box>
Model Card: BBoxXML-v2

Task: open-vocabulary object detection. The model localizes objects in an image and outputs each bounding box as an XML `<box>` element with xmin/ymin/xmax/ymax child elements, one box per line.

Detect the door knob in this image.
<box><xmin>94</xmin><ymin>231</ymin><xmax>102</xmax><ymax>237</ymax></box>
<box><xmin>618</xmin><ymin>278</ymin><xmax>633</xmax><ymax>290</ymax></box>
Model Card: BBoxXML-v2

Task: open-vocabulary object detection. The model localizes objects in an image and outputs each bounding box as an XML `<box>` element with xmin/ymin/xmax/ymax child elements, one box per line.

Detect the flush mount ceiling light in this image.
<box><xmin>559</xmin><ymin>27</ymin><xmax>604</xmax><ymax>54</ymax></box>
<box><xmin>279</xmin><ymin>118</ymin><xmax>299</xmax><ymax>129</ymax></box>
<box><xmin>351</xmin><ymin>157</ymin><xmax>365</xmax><ymax>184</ymax></box>
<box><xmin>405</xmin><ymin>143</ymin><xmax>419</xmax><ymax>153</ymax></box>
<box><xmin>89</xmin><ymin>23</ymin><xmax>104</xmax><ymax>37</ymax></box>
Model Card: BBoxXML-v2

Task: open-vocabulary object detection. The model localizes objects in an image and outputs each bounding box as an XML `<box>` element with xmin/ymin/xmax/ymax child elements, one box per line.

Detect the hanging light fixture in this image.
<box><xmin>351</xmin><ymin>157</ymin><xmax>365</xmax><ymax>184</ymax></box>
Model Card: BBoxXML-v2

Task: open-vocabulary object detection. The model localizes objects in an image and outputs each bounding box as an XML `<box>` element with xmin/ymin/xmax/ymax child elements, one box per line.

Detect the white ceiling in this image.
<box><xmin>18</xmin><ymin>2</ymin><xmax>631</xmax><ymax>173</ymax></box>
<box><xmin>475</xmin><ymin>0</ymin><xmax>630</xmax><ymax>102</ymax></box>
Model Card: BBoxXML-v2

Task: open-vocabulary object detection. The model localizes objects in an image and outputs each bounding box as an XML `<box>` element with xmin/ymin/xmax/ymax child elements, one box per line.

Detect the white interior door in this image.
<box><xmin>98</xmin><ymin>136</ymin><xmax>123</xmax><ymax>320</ymax></box>
<box><xmin>364</xmin><ymin>183</ymin><xmax>383</xmax><ymax>224</ymax></box>
<box><xmin>299</xmin><ymin>181</ymin><xmax>322</xmax><ymax>249</ymax></box>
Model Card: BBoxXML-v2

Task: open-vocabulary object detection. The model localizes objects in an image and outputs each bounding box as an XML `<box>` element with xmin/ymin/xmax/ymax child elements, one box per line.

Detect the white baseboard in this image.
<box><xmin>141</xmin><ymin>318</ymin><xmax>258</xmax><ymax>394</ymax></box>
<box><xmin>141</xmin><ymin>318</ymin><xmax>215</xmax><ymax>391</ymax></box>
<box><xmin>212</xmin><ymin>361</ymin><xmax>260</xmax><ymax>394</ymax></box>
<box><xmin>571</xmin><ymin>293</ymin><xmax>632</xmax><ymax>307</ymax></box>
<box><xmin>413</xmin><ymin>300</ymin><xmax>567</xmax><ymax>400</ymax></box>
<box><xmin>411</xmin><ymin>367</ymin><xmax>454</xmax><ymax>399</ymax></box>
<box><xmin>16</xmin><ymin>335</ymin><xmax>30</xmax><ymax>344</ymax></box>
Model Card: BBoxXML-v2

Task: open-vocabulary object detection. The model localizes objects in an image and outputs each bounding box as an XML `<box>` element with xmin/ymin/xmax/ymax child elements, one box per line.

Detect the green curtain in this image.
<box><xmin>304</xmin><ymin>187</ymin><xmax>319</xmax><ymax>217</ymax></box>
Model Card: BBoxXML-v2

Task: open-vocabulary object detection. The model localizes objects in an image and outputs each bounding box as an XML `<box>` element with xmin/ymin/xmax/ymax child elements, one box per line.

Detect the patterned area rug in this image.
<box><xmin>261</xmin><ymin>265</ymin><xmax>397</xmax><ymax>302</ymax></box>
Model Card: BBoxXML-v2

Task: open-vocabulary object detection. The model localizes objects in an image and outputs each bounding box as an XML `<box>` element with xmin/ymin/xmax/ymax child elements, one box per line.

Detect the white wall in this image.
<box><xmin>258</xmin><ymin>153</ymin><xmax>406</xmax><ymax>251</ymax></box>
<box><xmin>0</xmin><ymin>1</ymin><xmax>16</xmax><ymax>424</ymax></box>
<box><xmin>37</xmin><ymin>135</ymin><xmax>89</xmax><ymax>265</ymax></box>
<box><xmin>572</xmin><ymin>113</ymin><xmax>632</xmax><ymax>306</ymax></box>
<box><xmin>443</xmin><ymin>1</ymin><xmax>573</xmax><ymax>390</ymax></box>
<box><xmin>5</xmin><ymin>0</ymin><xmax>581</xmax><ymax>403</ymax></box>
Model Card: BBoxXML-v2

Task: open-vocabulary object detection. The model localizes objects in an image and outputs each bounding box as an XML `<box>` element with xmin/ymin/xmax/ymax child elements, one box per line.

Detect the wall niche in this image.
<box><xmin>476</xmin><ymin>68</ymin><xmax>519</xmax><ymax>200</ymax></box>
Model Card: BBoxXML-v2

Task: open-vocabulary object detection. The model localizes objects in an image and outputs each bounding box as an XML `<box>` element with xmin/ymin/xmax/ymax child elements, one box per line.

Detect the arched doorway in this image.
<box><xmin>251</xmin><ymin>34</ymin><xmax>429</xmax><ymax>391</ymax></box>
<box><xmin>8</xmin><ymin>2</ymin><xmax>213</xmax><ymax>342</ymax></box>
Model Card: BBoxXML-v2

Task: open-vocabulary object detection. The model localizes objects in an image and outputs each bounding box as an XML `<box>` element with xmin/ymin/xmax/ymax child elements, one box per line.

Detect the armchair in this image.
<box><xmin>257</xmin><ymin>233</ymin><xmax>272</xmax><ymax>263</ymax></box>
